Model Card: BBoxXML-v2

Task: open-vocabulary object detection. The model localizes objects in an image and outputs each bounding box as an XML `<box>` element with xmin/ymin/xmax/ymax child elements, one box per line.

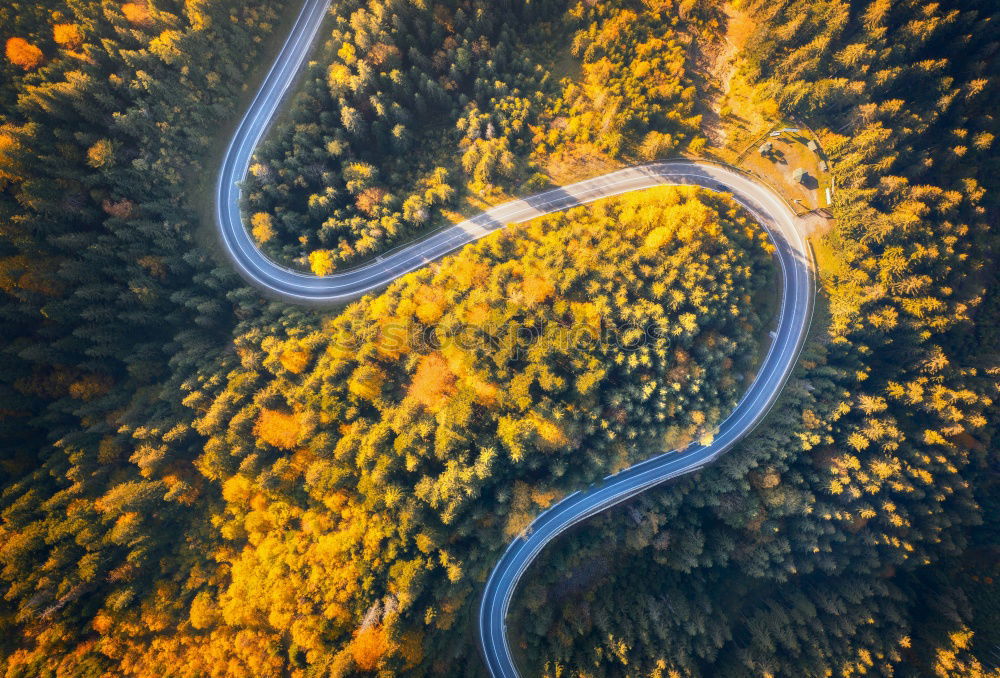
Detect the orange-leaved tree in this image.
<box><xmin>6</xmin><ymin>37</ymin><xmax>44</xmax><ymax>70</ymax></box>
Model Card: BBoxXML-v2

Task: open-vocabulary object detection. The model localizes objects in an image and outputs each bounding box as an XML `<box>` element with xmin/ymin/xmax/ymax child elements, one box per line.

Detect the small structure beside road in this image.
<box><xmin>735</xmin><ymin>121</ymin><xmax>834</xmax><ymax>216</ymax></box>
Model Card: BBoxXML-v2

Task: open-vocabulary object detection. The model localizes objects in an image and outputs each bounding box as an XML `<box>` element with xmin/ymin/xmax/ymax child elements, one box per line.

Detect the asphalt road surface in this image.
<box><xmin>215</xmin><ymin>0</ymin><xmax>816</xmax><ymax>675</ymax></box>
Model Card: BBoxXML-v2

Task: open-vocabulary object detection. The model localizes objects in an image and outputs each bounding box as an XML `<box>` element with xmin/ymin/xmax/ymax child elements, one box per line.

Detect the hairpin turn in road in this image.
<box><xmin>215</xmin><ymin>1</ymin><xmax>815</xmax><ymax>675</ymax></box>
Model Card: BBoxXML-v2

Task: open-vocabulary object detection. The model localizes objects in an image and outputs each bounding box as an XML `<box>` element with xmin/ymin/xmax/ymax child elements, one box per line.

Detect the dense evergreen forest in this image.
<box><xmin>0</xmin><ymin>0</ymin><xmax>997</xmax><ymax>677</ymax></box>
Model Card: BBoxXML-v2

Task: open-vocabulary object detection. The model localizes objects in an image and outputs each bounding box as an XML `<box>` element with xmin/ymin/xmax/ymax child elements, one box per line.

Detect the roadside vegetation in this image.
<box><xmin>178</xmin><ymin>187</ymin><xmax>771</xmax><ymax>673</ymax></box>
<box><xmin>243</xmin><ymin>0</ymin><xmax>713</xmax><ymax>273</ymax></box>
<box><xmin>0</xmin><ymin>0</ymin><xmax>996</xmax><ymax>676</ymax></box>
<box><xmin>512</xmin><ymin>0</ymin><xmax>1000</xmax><ymax>675</ymax></box>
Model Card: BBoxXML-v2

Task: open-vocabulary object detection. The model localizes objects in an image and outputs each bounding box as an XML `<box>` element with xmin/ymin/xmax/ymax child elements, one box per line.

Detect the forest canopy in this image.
<box><xmin>242</xmin><ymin>0</ymin><xmax>710</xmax><ymax>272</ymax></box>
<box><xmin>0</xmin><ymin>0</ymin><xmax>997</xmax><ymax>676</ymax></box>
<box><xmin>168</xmin><ymin>186</ymin><xmax>774</xmax><ymax>674</ymax></box>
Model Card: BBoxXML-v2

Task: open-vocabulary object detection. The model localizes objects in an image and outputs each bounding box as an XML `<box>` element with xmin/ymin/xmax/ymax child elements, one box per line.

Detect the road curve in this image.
<box><xmin>477</xmin><ymin>175</ymin><xmax>812</xmax><ymax>676</ymax></box>
<box><xmin>215</xmin><ymin>1</ymin><xmax>815</xmax><ymax>676</ymax></box>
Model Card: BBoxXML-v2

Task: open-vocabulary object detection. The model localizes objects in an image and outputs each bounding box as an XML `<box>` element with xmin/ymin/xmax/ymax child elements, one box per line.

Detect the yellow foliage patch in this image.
<box><xmin>349</xmin><ymin>365</ymin><xmax>386</xmax><ymax>402</ymax></box>
<box><xmin>468</xmin><ymin>376</ymin><xmax>499</xmax><ymax>406</ymax></box>
<box><xmin>450</xmin><ymin>257</ymin><xmax>489</xmax><ymax>288</ymax></box>
<box><xmin>504</xmin><ymin>481</ymin><xmax>564</xmax><ymax>538</ymax></box>
<box><xmin>221</xmin><ymin>475</ymin><xmax>252</xmax><ymax>505</ymax></box>
<box><xmin>86</xmin><ymin>139</ymin><xmax>114</xmax><ymax>168</ymax></box>
<box><xmin>356</xmin><ymin>187</ymin><xmax>387</xmax><ymax>216</ymax></box>
<box><xmin>53</xmin><ymin>24</ymin><xmax>83</xmax><ymax>49</ymax></box>
<box><xmin>254</xmin><ymin>409</ymin><xmax>301</xmax><ymax>450</ymax></box>
<box><xmin>374</xmin><ymin>321</ymin><xmax>410</xmax><ymax>360</ymax></box>
<box><xmin>522</xmin><ymin>273</ymin><xmax>555</xmax><ymax>305</ymax></box>
<box><xmin>122</xmin><ymin>1</ymin><xmax>153</xmax><ymax>26</ymax></box>
<box><xmin>408</xmin><ymin>352</ymin><xmax>456</xmax><ymax>411</ymax></box>
<box><xmin>188</xmin><ymin>591</ymin><xmax>218</xmax><ymax>630</ymax></box>
<box><xmin>416</xmin><ymin>300</ymin><xmax>443</xmax><ymax>325</ymax></box>
<box><xmin>91</xmin><ymin>612</ymin><xmax>113</xmax><ymax>635</ymax></box>
<box><xmin>463</xmin><ymin>302</ymin><xmax>490</xmax><ymax>326</ymax></box>
<box><xmin>249</xmin><ymin>162</ymin><xmax>269</xmax><ymax>179</ymax></box>
<box><xmin>251</xmin><ymin>212</ymin><xmax>276</xmax><ymax>244</ymax></box>
<box><xmin>414</xmin><ymin>286</ymin><xmax>446</xmax><ymax>325</ymax></box>
<box><xmin>531</xmin><ymin>413</ymin><xmax>569</xmax><ymax>450</ymax></box>
<box><xmin>6</xmin><ymin>38</ymin><xmax>43</xmax><ymax>71</ymax></box>
<box><xmin>350</xmin><ymin>625</ymin><xmax>389</xmax><ymax>671</ymax></box>
<box><xmin>69</xmin><ymin>374</ymin><xmax>113</xmax><ymax>401</ymax></box>
<box><xmin>530</xmin><ymin>485</ymin><xmax>561</xmax><ymax>510</ymax></box>
<box><xmin>337</xmin><ymin>42</ymin><xmax>357</xmax><ymax>64</ymax></box>
<box><xmin>328</xmin><ymin>62</ymin><xmax>352</xmax><ymax>92</ymax></box>
<box><xmin>309</xmin><ymin>249</ymin><xmax>335</xmax><ymax>276</ymax></box>
<box><xmin>0</xmin><ymin>127</ymin><xmax>21</xmax><ymax>183</ymax></box>
<box><xmin>279</xmin><ymin>348</ymin><xmax>310</xmax><ymax>374</ymax></box>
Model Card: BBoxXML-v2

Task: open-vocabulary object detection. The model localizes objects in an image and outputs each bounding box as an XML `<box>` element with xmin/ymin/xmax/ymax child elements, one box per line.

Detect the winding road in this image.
<box><xmin>215</xmin><ymin>0</ymin><xmax>816</xmax><ymax>675</ymax></box>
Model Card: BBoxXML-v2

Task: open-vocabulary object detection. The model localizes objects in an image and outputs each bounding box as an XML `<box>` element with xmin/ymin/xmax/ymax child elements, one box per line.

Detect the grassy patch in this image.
<box><xmin>739</xmin><ymin>128</ymin><xmax>833</xmax><ymax>212</ymax></box>
<box><xmin>540</xmin><ymin>144</ymin><xmax>624</xmax><ymax>187</ymax></box>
